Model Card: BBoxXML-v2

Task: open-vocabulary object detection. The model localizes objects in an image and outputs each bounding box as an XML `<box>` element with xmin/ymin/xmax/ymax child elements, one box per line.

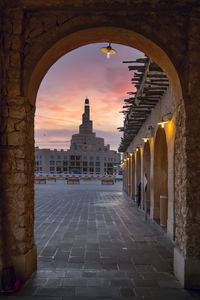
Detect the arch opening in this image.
<box><xmin>143</xmin><ymin>141</ymin><xmax>151</xmax><ymax>215</ymax></box>
<box><xmin>136</xmin><ymin>149</ymin><xmax>141</xmax><ymax>207</ymax></box>
<box><xmin>26</xmin><ymin>27</ymin><xmax>182</xmax><ymax>107</ymax></box>
<box><xmin>153</xmin><ymin>127</ymin><xmax>168</xmax><ymax>225</ymax></box>
<box><xmin>131</xmin><ymin>155</ymin><xmax>136</xmax><ymax>201</ymax></box>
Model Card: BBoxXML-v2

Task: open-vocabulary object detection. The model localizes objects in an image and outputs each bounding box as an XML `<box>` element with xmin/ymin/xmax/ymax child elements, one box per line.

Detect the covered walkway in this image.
<box><xmin>1</xmin><ymin>181</ymin><xmax>198</xmax><ymax>299</ymax></box>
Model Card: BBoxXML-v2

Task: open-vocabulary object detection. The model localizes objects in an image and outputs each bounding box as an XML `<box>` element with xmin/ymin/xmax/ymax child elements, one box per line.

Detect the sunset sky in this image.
<box><xmin>35</xmin><ymin>43</ymin><xmax>144</xmax><ymax>151</ymax></box>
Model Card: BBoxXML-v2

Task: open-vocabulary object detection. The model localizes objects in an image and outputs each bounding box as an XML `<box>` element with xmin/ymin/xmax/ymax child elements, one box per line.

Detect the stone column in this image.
<box><xmin>140</xmin><ymin>147</ymin><xmax>144</xmax><ymax>210</ymax></box>
<box><xmin>149</xmin><ymin>135</ymin><xmax>154</xmax><ymax>220</ymax></box>
<box><xmin>130</xmin><ymin>154</ymin><xmax>133</xmax><ymax>199</ymax></box>
<box><xmin>0</xmin><ymin>8</ymin><xmax>37</xmax><ymax>282</ymax></box>
<box><xmin>127</xmin><ymin>158</ymin><xmax>131</xmax><ymax>196</ymax></box>
<box><xmin>173</xmin><ymin>8</ymin><xmax>200</xmax><ymax>286</ymax></box>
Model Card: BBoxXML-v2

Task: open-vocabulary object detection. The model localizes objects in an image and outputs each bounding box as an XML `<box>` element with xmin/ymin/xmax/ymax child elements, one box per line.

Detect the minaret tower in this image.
<box><xmin>79</xmin><ymin>98</ymin><xmax>93</xmax><ymax>134</ymax></box>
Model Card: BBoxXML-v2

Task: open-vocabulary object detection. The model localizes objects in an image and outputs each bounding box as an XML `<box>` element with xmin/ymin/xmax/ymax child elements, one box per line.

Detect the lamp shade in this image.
<box><xmin>100</xmin><ymin>43</ymin><xmax>117</xmax><ymax>58</ymax></box>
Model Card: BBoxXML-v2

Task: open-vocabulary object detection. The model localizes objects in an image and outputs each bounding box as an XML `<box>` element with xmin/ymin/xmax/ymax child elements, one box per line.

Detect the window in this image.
<box><xmin>96</xmin><ymin>156</ymin><xmax>100</xmax><ymax>160</ymax></box>
<box><xmin>89</xmin><ymin>156</ymin><xmax>93</xmax><ymax>160</ymax></box>
<box><xmin>76</xmin><ymin>162</ymin><xmax>80</xmax><ymax>166</ymax></box>
<box><xmin>73</xmin><ymin>143</ymin><xmax>77</xmax><ymax>150</ymax></box>
<box><xmin>104</xmin><ymin>157</ymin><xmax>107</xmax><ymax>161</ymax></box>
<box><xmin>64</xmin><ymin>155</ymin><xmax>67</xmax><ymax>159</ymax></box>
<box><xmin>70</xmin><ymin>156</ymin><xmax>75</xmax><ymax>160</ymax></box>
<box><xmin>114</xmin><ymin>158</ymin><xmax>116</xmax><ymax>162</ymax></box>
<box><xmin>70</xmin><ymin>162</ymin><xmax>75</xmax><ymax>166</ymax></box>
<box><xmin>104</xmin><ymin>168</ymin><xmax>107</xmax><ymax>172</ymax></box>
<box><xmin>83</xmin><ymin>156</ymin><xmax>87</xmax><ymax>160</ymax></box>
<box><xmin>96</xmin><ymin>168</ymin><xmax>100</xmax><ymax>173</ymax></box>
<box><xmin>83</xmin><ymin>168</ymin><xmax>87</xmax><ymax>173</ymax></box>
<box><xmin>50</xmin><ymin>167</ymin><xmax>55</xmax><ymax>172</ymax></box>
<box><xmin>83</xmin><ymin>161</ymin><xmax>87</xmax><ymax>166</ymax></box>
<box><xmin>40</xmin><ymin>167</ymin><xmax>42</xmax><ymax>171</ymax></box>
<box><xmin>50</xmin><ymin>155</ymin><xmax>54</xmax><ymax>159</ymax></box>
<box><xmin>89</xmin><ymin>167</ymin><xmax>94</xmax><ymax>173</ymax></box>
<box><xmin>104</xmin><ymin>162</ymin><xmax>107</xmax><ymax>167</ymax></box>
<box><xmin>57</xmin><ymin>155</ymin><xmax>61</xmax><ymax>159</ymax></box>
<box><xmin>96</xmin><ymin>162</ymin><xmax>100</xmax><ymax>166</ymax></box>
<box><xmin>49</xmin><ymin>161</ymin><xmax>55</xmax><ymax>165</ymax></box>
<box><xmin>40</xmin><ymin>161</ymin><xmax>42</xmax><ymax>165</ymax></box>
<box><xmin>89</xmin><ymin>162</ymin><xmax>94</xmax><ymax>166</ymax></box>
<box><xmin>56</xmin><ymin>161</ymin><xmax>61</xmax><ymax>166</ymax></box>
<box><xmin>63</xmin><ymin>161</ymin><xmax>68</xmax><ymax>166</ymax></box>
<box><xmin>76</xmin><ymin>156</ymin><xmax>81</xmax><ymax>160</ymax></box>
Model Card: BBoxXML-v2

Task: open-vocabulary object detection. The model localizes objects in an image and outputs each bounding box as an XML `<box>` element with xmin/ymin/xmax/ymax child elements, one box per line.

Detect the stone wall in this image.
<box><xmin>0</xmin><ymin>8</ymin><xmax>35</xmax><ymax>273</ymax></box>
<box><xmin>184</xmin><ymin>7</ymin><xmax>200</xmax><ymax>259</ymax></box>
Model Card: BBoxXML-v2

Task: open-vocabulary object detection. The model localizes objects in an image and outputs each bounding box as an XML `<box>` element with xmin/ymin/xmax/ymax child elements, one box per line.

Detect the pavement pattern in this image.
<box><xmin>1</xmin><ymin>180</ymin><xmax>199</xmax><ymax>299</ymax></box>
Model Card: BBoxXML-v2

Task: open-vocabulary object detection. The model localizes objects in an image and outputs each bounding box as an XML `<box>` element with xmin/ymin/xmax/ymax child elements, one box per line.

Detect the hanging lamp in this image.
<box><xmin>100</xmin><ymin>43</ymin><xmax>117</xmax><ymax>59</ymax></box>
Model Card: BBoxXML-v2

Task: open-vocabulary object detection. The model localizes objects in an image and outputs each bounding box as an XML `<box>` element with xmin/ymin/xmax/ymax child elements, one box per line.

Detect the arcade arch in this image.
<box><xmin>135</xmin><ymin>148</ymin><xmax>141</xmax><ymax>207</ymax></box>
<box><xmin>153</xmin><ymin>127</ymin><xmax>168</xmax><ymax>224</ymax></box>
<box><xmin>143</xmin><ymin>141</ymin><xmax>151</xmax><ymax>215</ymax></box>
<box><xmin>131</xmin><ymin>154</ymin><xmax>136</xmax><ymax>201</ymax></box>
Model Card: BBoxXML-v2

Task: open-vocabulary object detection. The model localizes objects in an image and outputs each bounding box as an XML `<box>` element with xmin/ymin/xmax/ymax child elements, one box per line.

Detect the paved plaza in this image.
<box><xmin>1</xmin><ymin>180</ymin><xmax>199</xmax><ymax>299</ymax></box>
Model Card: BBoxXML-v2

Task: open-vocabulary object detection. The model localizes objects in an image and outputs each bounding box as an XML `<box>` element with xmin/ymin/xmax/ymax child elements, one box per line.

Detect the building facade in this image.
<box><xmin>35</xmin><ymin>98</ymin><xmax>120</xmax><ymax>175</ymax></box>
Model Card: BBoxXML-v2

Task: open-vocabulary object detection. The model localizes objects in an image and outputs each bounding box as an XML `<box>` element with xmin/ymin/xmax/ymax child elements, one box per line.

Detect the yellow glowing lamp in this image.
<box><xmin>100</xmin><ymin>43</ymin><xmax>117</xmax><ymax>59</ymax></box>
<box><xmin>157</xmin><ymin>120</ymin><xmax>169</xmax><ymax>128</ymax></box>
<box><xmin>142</xmin><ymin>137</ymin><xmax>149</xmax><ymax>143</ymax></box>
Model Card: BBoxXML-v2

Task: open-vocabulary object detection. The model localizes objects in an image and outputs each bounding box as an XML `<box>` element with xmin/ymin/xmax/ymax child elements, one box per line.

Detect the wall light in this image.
<box><xmin>142</xmin><ymin>137</ymin><xmax>149</xmax><ymax>143</ymax></box>
<box><xmin>100</xmin><ymin>43</ymin><xmax>117</xmax><ymax>59</ymax></box>
<box><xmin>157</xmin><ymin>112</ymin><xmax>172</xmax><ymax>128</ymax></box>
<box><xmin>130</xmin><ymin>153</ymin><xmax>133</xmax><ymax>157</ymax></box>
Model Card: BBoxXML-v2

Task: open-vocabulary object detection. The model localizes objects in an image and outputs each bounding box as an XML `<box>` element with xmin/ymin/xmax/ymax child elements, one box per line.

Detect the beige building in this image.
<box><xmin>35</xmin><ymin>98</ymin><xmax>120</xmax><ymax>175</ymax></box>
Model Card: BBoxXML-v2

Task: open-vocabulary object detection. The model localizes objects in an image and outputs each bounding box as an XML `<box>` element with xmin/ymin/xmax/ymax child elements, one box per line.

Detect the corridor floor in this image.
<box><xmin>1</xmin><ymin>180</ymin><xmax>199</xmax><ymax>299</ymax></box>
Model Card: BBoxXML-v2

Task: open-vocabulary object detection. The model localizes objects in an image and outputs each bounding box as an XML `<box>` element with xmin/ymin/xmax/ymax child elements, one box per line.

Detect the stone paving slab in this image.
<box><xmin>1</xmin><ymin>180</ymin><xmax>199</xmax><ymax>299</ymax></box>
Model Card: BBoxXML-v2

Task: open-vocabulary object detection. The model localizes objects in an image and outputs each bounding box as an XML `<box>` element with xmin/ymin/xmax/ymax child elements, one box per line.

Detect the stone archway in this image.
<box><xmin>153</xmin><ymin>127</ymin><xmax>168</xmax><ymax>224</ymax></box>
<box><xmin>1</xmin><ymin>2</ymin><xmax>200</xmax><ymax>287</ymax></box>
<box><xmin>122</xmin><ymin>161</ymin><xmax>128</xmax><ymax>194</ymax></box>
<box><xmin>143</xmin><ymin>141</ymin><xmax>151</xmax><ymax>215</ymax></box>
<box><xmin>26</xmin><ymin>27</ymin><xmax>182</xmax><ymax>106</ymax></box>
<box><xmin>131</xmin><ymin>154</ymin><xmax>136</xmax><ymax>201</ymax></box>
<box><xmin>136</xmin><ymin>149</ymin><xmax>141</xmax><ymax>206</ymax></box>
<box><xmin>127</xmin><ymin>158</ymin><xmax>131</xmax><ymax>196</ymax></box>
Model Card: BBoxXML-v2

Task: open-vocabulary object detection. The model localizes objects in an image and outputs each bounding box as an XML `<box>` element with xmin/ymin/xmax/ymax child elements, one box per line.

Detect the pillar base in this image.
<box><xmin>167</xmin><ymin>218</ymin><xmax>174</xmax><ymax>241</ymax></box>
<box><xmin>12</xmin><ymin>245</ymin><xmax>37</xmax><ymax>282</ymax></box>
<box><xmin>174</xmin><ymin>247</ymin><xmax>200</xmax><ymax>288</ymax></box>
